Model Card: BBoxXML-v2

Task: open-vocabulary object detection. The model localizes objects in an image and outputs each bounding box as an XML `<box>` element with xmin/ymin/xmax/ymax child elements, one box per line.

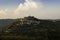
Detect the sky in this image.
<box><xmin>0</xmin><ymin>0</ymin><xmax>60</xmax><ymax>19</ymax></box>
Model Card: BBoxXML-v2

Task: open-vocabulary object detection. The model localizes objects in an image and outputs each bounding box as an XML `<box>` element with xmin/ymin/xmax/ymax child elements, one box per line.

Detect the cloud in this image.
<box><xmin>14</xmin><ymin>0</ymin><xmax>38</xmax><ymax>16</ymax></box>
<box><xmin>14</xmin><ymin>0</ymin><xmax>43</xmax><ymax>18</ymax></box>
<box><xmin>14</xmin><ymin>0</ymin><xmax>60</xmax><ymax>19</ymax></box>
<box><xmin>0</xmin><ymin>9</ymin><xmax>7</xmax><ymax>19</ymax></box>
<box><xmin>0</xmin><ymin>9</ymin><xmax>14</xmax><ymax>19</ymax></box>
<box><xmin>0</xmin><ymin>0</ymin><xmax>60</xmax><ymax>19</ymax></box>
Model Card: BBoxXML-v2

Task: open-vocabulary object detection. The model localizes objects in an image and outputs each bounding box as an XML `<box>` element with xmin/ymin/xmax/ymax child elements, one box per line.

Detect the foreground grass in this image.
<box><xmin>0</xmin><ymin>35</ymin><xmax>45</xmax><ymax>40</ymax></box>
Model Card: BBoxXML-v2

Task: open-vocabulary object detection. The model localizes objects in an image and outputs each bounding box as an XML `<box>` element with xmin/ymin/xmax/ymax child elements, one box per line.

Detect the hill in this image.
<box><xmin>0</xmin><ymin>16</ymin><xmax>60</xmax><ymax>40</ymax></box>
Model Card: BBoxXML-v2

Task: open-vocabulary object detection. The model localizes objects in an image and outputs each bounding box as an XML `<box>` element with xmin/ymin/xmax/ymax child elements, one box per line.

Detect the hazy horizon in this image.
<box><xmin>0</xmin><ymin>0</ymin><xmax>60</xmax><ymax>19</ymax></box>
